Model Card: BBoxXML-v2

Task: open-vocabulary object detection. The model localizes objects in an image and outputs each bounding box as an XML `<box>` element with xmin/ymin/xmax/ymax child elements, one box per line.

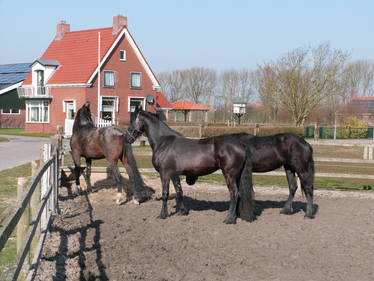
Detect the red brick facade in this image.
<box><xmin>0</xmin><ymin>110</ymin><xmax>25</xmax><ymax>128</ymax></box>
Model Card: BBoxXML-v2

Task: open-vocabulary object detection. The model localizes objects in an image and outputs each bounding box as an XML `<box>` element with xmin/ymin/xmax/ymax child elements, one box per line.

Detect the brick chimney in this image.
<box><xmin>113</xmin><ymin>14</ymin><xmax>127</xmax><ymax>34</ymax></box>
<box><xmin>56</xmin><ymin>20</ymin><xmax>70</xmax><ymax>40</ymax></box>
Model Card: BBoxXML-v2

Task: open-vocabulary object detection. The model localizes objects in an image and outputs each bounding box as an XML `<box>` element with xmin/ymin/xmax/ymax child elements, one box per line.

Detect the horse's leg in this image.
<box><xmin>159</xmin><ymin>173</ymin><xmax>170</xmax><ymax>219</ymax></box>
<box><xmin>72</xmin><ymin>151</ymin><xmax>81</xmax><ymax>195</ymax></box>
<box><xmin>171</xmin><ymin>175</ymin><xmax>189</xmax><ymax>215</ymax></box>
<box><xmin>223</xmin><ymin>173</ymin><xmax>239</xmax><ymax>224</ymax></box>
<box><xmin>281</xmin><ymin>166</ymin><xmax>298</xmax><ymax>215</ymax></box>
<box><xmin>121</xmin><ymin>155</ymin><xmax>140</xmax><ymax>204</ymax></box>
<box><xmin>298</xmin><ymin>169</ymin><xmax>315</xmax><ymax>219</ymax></box>
<box><xmin>110</xmin><ymin>162</ymin><xmax>124</xmax><ymax>205</ymax></box>
<box><xmin>84</xmin><ymin>158</ymin><xmax>92</xmax><ymax>193</ymax></box>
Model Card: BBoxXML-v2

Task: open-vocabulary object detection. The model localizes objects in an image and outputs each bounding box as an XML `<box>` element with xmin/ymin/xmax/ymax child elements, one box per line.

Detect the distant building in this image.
<box><xmin>171</xmin><ymin>100</ymin><xmax>211</xmax><ymax>122</ymax></box>
<box><xmin>335</xmin><ymin>97</ymin><xmax>374</xmax><ymax>126</ymax></box>
<box><xmin>0</xmin><ymin>63</ymin><xmax>30</xmax><ymax>128</ymax></box>
<box><xmin>18</xmin><ymin>14</ymin><xmax>168</xmax><ymax>134</ymax></box>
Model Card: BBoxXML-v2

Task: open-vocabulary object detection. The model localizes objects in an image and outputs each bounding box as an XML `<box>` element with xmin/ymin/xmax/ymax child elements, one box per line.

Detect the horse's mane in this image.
<box><xmin>140</xmin><ymin>111</ymin><xmax>182</xmax><ymax>136</ymax></box>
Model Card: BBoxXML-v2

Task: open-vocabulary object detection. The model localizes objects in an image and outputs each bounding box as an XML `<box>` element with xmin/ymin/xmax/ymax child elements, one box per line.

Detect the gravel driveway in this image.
<box><xmin>0</xmin><ymin>135</ymin><xmax>49</xmax><ymax>171</ymax></box>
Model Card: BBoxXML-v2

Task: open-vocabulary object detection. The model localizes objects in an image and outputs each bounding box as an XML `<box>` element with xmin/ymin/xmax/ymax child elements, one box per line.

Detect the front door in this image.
<box><xmin>64</xmin><ymin>101</ymin><xmax>75</xmax><ymax>135</ymax></box>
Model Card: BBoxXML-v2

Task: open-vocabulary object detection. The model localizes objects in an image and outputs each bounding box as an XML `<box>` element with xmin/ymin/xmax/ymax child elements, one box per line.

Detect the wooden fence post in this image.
<box><xmin>30</xmin><ymin>160</ymin><xmax>40</xmax><ymax>258</ymax></box>
<box><xmin>254</xmin><ymin>124</ymin><xmax>260</xmax><ymax>136</ymax></box>
<box><xmin>17</xmin><ymin>177</ymin><xmax>29</xmax><ymax>278</ymax></box>
<box><xmin>40</xmin><ymin>143</ymin><xmax>51</xmax><ymax>230</ymax></box>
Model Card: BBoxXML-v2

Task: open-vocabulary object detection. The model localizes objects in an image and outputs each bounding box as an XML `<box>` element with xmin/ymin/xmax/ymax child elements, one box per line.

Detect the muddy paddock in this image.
<box><xmin>34</xmin><ymin>173</ymin><xmax>374</xmax><ymax>281</ymax></box>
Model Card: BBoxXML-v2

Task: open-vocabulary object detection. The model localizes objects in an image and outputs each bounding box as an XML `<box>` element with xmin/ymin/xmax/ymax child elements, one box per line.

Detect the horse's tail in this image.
<box><xmin>237</xmin><ymin>148</ymin><xmax>255</xmax><ymax>222</ymax></box>
<box><xmin>123</xmin><ymin>138</ymin><xmax>144</xmax><ymax>200</ymax></box>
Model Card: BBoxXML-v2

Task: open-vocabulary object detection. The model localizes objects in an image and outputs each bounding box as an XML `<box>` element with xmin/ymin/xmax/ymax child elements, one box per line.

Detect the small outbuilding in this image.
<box><xmin>171</xmin><ymin>100</ymin><xmax>211</xmax><ymax>122</ymax></box>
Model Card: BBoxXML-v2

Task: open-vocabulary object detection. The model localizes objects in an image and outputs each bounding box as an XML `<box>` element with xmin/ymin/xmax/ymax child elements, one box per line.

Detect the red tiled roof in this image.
<box><xmin>337</xmin><ymin>96</ymin><xmax>374</xmax><ymax>114</ymax></box>
<box><xmin>155</xmin><ymin>92</ymin><xmax>172</xmax><ymax>108</ymax></box>
<box><xmin>247</xmin><ymin>102</ymin><xmax>264</xmax><ymax>108</ymax></box>
<box><xmin>23</xmin><ymin>27</ymin><xmax>124</xmax><ymax>85</ymax></box>
<box><xmin>171</xmin><ymin>100</ymin><xmax>211</xmax><ymax>111</ymax></box>
<box><xmin>350</xmin><ymin>97</ymin><xmax>374</xmax><ymax>100</ymax></box>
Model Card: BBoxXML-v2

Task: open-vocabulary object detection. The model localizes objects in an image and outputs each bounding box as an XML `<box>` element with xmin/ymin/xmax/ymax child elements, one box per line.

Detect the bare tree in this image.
<box><xmin>238</xmin><ymin>68</ymin><xmax>255</xmax><ymax>103</ymax></box>
<box><xmin>184</xmin><ymin>67</ymin><xmax>216</xmax><ymax>104</ymax></box>
<box><xmin>250</xmin><ymin>67</ymin><xmax>280</xmax><ymax>122</ymax></box>
<box><xmin>219</xmin><ymin>70</ymin><xmax>239</xmax><ymax>120</ymax></box>
<box><xmin>259</xmin><ymin>43</ymin><xmax>349</xmax><ymax>126</ymax></box>
<box><xmin>342</xmin><ymin>59</ymin><xmax>374</xmax><ymax>101</ymax></box>
<box><xmin>158</xmin><ymin>70</ymin><xmax>186</xmax><ymax>102</ymax></box>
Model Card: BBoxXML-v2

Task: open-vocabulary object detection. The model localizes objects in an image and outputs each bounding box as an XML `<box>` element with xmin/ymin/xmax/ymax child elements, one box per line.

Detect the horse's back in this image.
<box><xmin>238</xmin><ymin>132</ymin><xmax>313</xmax><ymax>172</ymax></box>
<box><xmin>153</xmin><ymin>135</ymin><xmax>218</xmax><ymax>176</ymax></box>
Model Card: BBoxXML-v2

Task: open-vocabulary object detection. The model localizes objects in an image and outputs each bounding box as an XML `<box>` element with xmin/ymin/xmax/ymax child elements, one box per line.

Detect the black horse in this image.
<box><xmin>236</xmin><ymin>133</ymin><xmax>315</xmax><ymax>218</ymax></box>
<box><xmin>126</xmin><ymin>108</ymin><xmax>254</xmax><ymax>224</ymax></box>
<box><xmin>70</xmin><ymin>101</ymin><xmax>143</xmax><ymax>204</ymax></box>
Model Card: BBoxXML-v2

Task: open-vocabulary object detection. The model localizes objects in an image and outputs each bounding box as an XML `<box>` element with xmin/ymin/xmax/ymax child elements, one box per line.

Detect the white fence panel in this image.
<box><xmin>94</xmin><ymin>118</ymin><xmax>113</xmax><ymax>128</ymax></box>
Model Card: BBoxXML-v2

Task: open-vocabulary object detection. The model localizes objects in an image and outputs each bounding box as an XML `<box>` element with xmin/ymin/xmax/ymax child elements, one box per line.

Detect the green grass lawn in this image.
<box><xmin>0</xmin><ymin>128</ymin><xmax>54</xmax><ymax>138</ymax></box>
<box><xmin>0</xmin><ymin>163</ymin><xmax>33</xmax><ymax>274</ymax></box>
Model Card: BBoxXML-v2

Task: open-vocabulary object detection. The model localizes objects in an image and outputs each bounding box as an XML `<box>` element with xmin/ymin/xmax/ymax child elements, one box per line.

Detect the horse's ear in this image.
<box><xmin>85</xmin><ymin>101</ymin><xmax>90</xmax><ymax>108</ymax></box>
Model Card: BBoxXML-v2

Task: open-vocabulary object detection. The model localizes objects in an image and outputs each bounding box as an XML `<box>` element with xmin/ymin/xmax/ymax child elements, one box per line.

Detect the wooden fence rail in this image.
<box><xmin>0</xmin><ymin>146</ymin><xmax>60</xmax><ymax>281</ymax></box>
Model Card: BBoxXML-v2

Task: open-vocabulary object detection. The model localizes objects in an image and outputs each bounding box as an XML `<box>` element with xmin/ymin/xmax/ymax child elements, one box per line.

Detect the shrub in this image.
<box><xmin>337</xmin><ymin>117</ymin><xmax>368</xmax><ymax>139</ymax></box>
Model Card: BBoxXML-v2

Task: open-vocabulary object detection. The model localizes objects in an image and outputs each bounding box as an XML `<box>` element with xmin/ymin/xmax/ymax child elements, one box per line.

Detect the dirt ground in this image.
<box><xmin>34</xmin><ymin>172</ymin><xmax>374</xmax><ymax>281</ymax></box>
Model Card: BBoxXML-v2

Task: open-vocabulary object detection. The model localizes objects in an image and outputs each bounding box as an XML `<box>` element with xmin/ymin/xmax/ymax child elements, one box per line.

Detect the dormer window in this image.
<box><xmin>120</xmin><ymin>50</ymin><xmax>126</xmax><ymax>61</ymax></box>
<box><xmin>36</xmin><ymin>70</ymin><xmax>44</xmax><ymax>86</ymax></box>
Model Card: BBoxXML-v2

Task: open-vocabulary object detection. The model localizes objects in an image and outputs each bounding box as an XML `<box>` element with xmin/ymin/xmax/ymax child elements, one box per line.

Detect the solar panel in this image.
<box><xmin>0</xmin><ymin>73</ymin><xmax>29</xmax><ymax>83</ymax></box>
<box><xmin>0</xmin><ymin>63</ymin><xmax>31</xmax><ymax>74</ymax></box>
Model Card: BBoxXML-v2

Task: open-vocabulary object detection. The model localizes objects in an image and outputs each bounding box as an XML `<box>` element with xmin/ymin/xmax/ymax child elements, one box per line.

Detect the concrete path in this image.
<box><xmin>0</xmin><ymin>135</ymin><xmax>49</xmax><ymax>172</ymax></box>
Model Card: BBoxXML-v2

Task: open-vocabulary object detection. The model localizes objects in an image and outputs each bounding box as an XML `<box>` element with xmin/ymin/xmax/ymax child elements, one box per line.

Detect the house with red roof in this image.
<box><xmin>18</xmin><ymin>14</ymin><xmax>166</xmax><ymax>134</ymax></box>
<box><xmin>335</xmin><ymin>97</ymin><xmax>374</xmax><ymax>126</ymax></box>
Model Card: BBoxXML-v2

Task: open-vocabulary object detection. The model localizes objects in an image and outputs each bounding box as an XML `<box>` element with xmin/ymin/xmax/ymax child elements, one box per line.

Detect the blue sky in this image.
<box><xmin>0</xmin><ymin>0</ymin><xmax>373</xmax><ymax>73</ymax></box>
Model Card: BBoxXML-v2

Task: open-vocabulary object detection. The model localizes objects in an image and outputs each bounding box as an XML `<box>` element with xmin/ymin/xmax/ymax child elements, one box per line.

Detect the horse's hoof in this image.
<box><xmin>223</xmin><ymin>216</ymin><xmax>237</xmax><ymax>224</ymax></box>
<box><xmin>178</xmin><ymin>208</ymin><xmax>189</xmax><ymax>216</ymax></box>
<box><xmin>131</xmin><ymin>197</ymin><xmax>140</xmax><ymax>205</ymax></box>
<box><xmin>158</xmin><ymin>212</ymin><xmax>168</xmax><ymax>219</ymax></box>
<box><xmin>304</xmin><ymin>214</ymin><xmax>315</xmax><ymax>219</ymax></box>
<box><xmin>116</xmin><ymin>193</ymin><xmax>124</xmax><ymax>205</ymax></box>
<box><xmin>280</xmin><ymin>208</ymin><xmax>293</xmax><ymax>215</ymax></box>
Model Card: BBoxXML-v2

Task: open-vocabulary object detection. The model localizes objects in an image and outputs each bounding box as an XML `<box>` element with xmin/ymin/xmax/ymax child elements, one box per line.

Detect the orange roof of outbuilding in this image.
<box><xmin>171</xmin><ymin>100</ymin><xmax>211</xmax><ymax>111</ymax></box>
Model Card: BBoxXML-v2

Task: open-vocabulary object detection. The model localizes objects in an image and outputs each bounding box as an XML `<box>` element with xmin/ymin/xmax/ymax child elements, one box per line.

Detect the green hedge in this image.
<box><xmin>203</xmin><ymin>126</ymin><xmax>304</xmax><ymax>138</ymax></box>
<box><xmin>170</xmin><ymin>126</ymin><xmax>201</xmax><ymax>138</ymax></box>
<box><xmin>169</xmin><ymin>125</ymin><xmax>305</xmax><ymax>138</ymax></box>
<box><xmin>122</xmin><ymin>122</ymin><xmax>304</xmax><ymax>138</ymax></box>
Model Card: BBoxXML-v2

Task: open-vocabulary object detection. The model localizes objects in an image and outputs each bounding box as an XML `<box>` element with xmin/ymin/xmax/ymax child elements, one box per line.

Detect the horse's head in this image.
<box><xmin>75</xmin><ymin>101</ymin><xmax>93</xmax><ymax>127</ymax></box>
<box><xmin>126</xmin><ymin>106</ymin><xmax>145</xmax><ymax>143</ymax></box>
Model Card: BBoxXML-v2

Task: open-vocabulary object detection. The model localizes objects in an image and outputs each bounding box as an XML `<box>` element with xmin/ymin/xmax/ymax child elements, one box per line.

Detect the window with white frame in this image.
<box><xmin>104</xmin><ymin>71</ymin><xmax>115</xmax><ymax>87</ymax></box>
<box><xmin>101</xmin><ymin>97</ymin><xmax>116</xmax><ymax>121</ymax></box>
<box><xmin>1</xmin><ymin>108</ymin><xmax>20</xmax><ymax>114</ymax></box>
<box><xmin>26</xmin><ymin>100</ymin><xmax>49</xmax><ymax>123</ymax></box>
<box><xmin>130</xmin><ymin>72</ymin><xmax>141</xmax><ymax>89</ymax></box>
<box><xmin>120</xmin><ymin>50</ymin><xmax>126</xmax><ymax>61</ymax></box>
<box><xmin>129</xmin><ymin>97</ymin><xmax>144</xmax><ymax>112</ymax></box>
